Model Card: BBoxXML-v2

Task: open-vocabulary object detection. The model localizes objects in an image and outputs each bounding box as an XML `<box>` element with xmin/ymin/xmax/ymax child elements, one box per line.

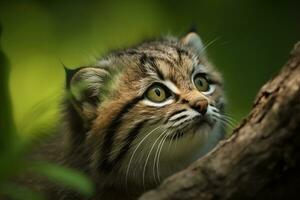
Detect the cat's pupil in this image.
<box><xmin>198</xmin><ymin>80</ymin><xmax>203</xmax><ymax>86</ymax></box>
<box><xmin>155</xmin><ymin>88</ymin><xmax>161</xmax><ymax>96</ymax></box>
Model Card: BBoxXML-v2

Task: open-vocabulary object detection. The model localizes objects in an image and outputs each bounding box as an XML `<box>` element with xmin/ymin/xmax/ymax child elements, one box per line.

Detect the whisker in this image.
<box><xmin>167</xmin><ymin>130</ymin><xmax>176</xmax><ymax>150</ymax></box>
<box><xmin>219</xmin><ymin>112</ymin><xmax>238</xmax><ymax>123</ymax></box>
<box><xmin>125</xmin><ymin>126</ymin><xmax>160</xmax><ymax>190</ymax></box>
<box><xmin>153</xmin><ymin>122</ymin><xmax>178</xmax><ymax>184</ymax></box>
<box><xmin>221</xmin><ymin>116</ymin><xmax>237</xmax><ymax>127</ymax></box>
<box><xmin>156</xmin><ymin>132</ymin><xmax>169</xmax><ymax>183</ymax></box>
<box><xmin>218</xmin><ymin>118</ymin><xmax>235</xmax><ymax>129</ymax></box>
<box><xmin>210</xmin><ymin>107</ymin><xmax>237</xmax><ymax>125</ymax></box>
<box><xmin>200</xmin><ymin>36</ymin><xmax>222</xmax><ymax>54</ymax></box>
<box><xmin>213</xmin><ymin>114</ymin><xmax>235</xmax><ymax>129</ymax></box>
<box><xmin>212</xmin><ymin>111</ymin><xmax>237</xmax><ymax>128</ymax></box>
<box><xmin>142</xmin><ymin>130</ymin><xmax>167</xmax><ymax>189</ymax></box>
<box><xmin>218</xmin><ymin>119</ymin><xmax>230</xmax><ymax>131</ymax></box>
<box><xmin>152</xmin><ymin>131</ymin><xmax>167</xmax><ymax>184</ymax></box>
<box><xmin>221</xmin><ymin>114</ymin><xmax>238</xmax><ymax>124</ymax></box>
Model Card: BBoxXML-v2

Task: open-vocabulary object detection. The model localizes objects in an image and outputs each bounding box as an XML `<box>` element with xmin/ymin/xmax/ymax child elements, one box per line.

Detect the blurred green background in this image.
<box><xmin>1</xmin><ymin>0</ymin><xmax>299</xmax><ymax>131</ymax></box>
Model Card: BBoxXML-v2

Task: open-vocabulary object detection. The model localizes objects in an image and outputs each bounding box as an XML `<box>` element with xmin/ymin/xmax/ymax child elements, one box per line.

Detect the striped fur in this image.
<box><xmin>64</xmin><ymin>32</ymin><xmax>226</xmax><ymax>199</ymax></box>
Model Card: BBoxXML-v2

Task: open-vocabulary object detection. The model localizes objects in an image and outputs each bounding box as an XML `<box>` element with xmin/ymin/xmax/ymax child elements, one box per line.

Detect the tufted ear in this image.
<box><xmin>65</xmin><ymin>66</ymin><xmax>109</xmax><ymax>120</ymax></box>
<box><xmin>180</xmin><ymin>31</ymin><xmax>205</xmax><ymax>55</ymax></box>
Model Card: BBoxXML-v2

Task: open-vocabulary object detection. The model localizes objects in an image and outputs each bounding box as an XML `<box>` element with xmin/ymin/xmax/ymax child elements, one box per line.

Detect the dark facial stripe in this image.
<box><xmin>164</xmin><ymin>109</ymin><xmax>186</xmax><ymax>124</ymax></box>
<box><xmin>99</xmin><ymin>96</ymin><xmax>142</xmax><ymax>172</ymax></box>
<box><xmin>153</xmin><ymin>56</ymin><xmax>176</xmax><ymax>70</ymax></box>
<box><xmin>176</xmin><ymin>47</ymin><xmax>189</xmax><ymax>57</ymax></box>
<box><xmin>176</xmin><ymin>47</ymin><xmax>190</xmax><ymax>65</ymax></box>
<box><xmin>169</xmin><ymin>115</ymin><xmax>188</xmax><ymax>122</ymax></box>
<box><xmin>110</xmin><ymin>119</ymin><xmax>148</xmax><ymax>167</ymax></box>
<box><xmin>140</xmin><ymin>54</ymin><xmax>165</xmax><ymax>80</ymax></box>
<box><xmin>116</xmin><ymin>49</ymin><xmax>141</xmax><ymax>57</ymax></box>
<box><xmin>142</xmin><ymin>47</ymin><xmax>178</xmax><ymax>64</ymax></box>
<box><xmin>165</xmin><ymin>43</ymin><xmax>193</xmax><ymax>61</ymax></box>
<box><xmin>176</xmin><ymin>48</ymin><xmax>182</xmax><ymax>64</ymax></box>
<box><xmin>138</xmin><ymin>48</ymin><xmax>182</xmax><ymax>74</ymax></box>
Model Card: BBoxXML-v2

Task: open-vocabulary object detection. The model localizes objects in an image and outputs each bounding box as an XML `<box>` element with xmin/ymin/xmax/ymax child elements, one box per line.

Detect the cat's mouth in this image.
<box><xmin>166</xmin><ymin>116</ymin><xmax>214</xmax><ymax>140</ymax></box>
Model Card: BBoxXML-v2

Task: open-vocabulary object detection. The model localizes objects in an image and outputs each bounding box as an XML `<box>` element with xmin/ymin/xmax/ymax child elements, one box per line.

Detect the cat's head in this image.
<box><xmin>65</xmin><ymin>31</ymin><xmax>226</xmax><ymax>189</ymax></box>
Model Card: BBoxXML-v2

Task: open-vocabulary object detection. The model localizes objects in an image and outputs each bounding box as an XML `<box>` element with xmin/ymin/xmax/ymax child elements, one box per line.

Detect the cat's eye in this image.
<box><xmin>145</xmin><ymin>84</ymin><xmax>170</xmax><ymax>103</ymax></box>
<box><xmin>193</xmin><ymin>74</ymin><xmax>210</xmax><ymax>92</ymax></box>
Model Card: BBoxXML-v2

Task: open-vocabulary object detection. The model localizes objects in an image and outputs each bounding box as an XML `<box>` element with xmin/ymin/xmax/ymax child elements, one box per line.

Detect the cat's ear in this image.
<box><xmin>65</xmin><ymin>66</ymin><xmax>108</xmax><ymax>120</ymax></box>
<box><xmin>180</xmin><ymin>30</ymin><xmax>205</xmax><ymax>55</ymax></box>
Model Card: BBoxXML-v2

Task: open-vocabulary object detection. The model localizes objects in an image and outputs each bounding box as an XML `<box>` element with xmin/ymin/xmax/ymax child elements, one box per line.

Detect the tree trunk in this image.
<box><xmin>139</xmin><ymin>41</ymin><xmax>300</xmax><ymax>200</ymax></box>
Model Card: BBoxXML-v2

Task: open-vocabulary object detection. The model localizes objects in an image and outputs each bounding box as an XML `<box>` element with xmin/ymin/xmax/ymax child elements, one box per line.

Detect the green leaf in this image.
<box><xmin>31</xmin><ymin>162</ymin><xmax>94</xmax><ymax>197</ymax></box>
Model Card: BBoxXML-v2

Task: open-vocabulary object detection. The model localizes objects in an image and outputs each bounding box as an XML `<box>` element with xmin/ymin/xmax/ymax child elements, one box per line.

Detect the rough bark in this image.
<box><xmin>140</xmin><ymin>41</ymin><xmax>300</xmax><ymax>200</ymax></box>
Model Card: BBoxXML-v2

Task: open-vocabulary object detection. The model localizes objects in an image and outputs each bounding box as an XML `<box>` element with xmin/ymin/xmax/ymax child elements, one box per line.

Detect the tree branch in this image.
<box><xmin>140</xmin><ymin>41</ymin><xmax>300</xmax><ymax>200</ymax></box>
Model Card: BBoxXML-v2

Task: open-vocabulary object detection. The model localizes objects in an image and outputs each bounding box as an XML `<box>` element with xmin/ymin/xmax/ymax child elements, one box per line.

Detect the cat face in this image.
<box><xmin>66</xmin><ymin>32</ymin><xmax>225</xmax><ymax>189</ymax></box>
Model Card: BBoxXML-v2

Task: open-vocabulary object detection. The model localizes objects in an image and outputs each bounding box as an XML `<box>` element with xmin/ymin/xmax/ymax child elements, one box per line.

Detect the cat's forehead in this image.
<box><xmin>109</xmin><ymin>38</ymin><xmax>207</xmax><ymax>79</ymax></box>
<box><xmin>96</xmin><ymin>37</ymin><xmax>222</xmax><ymax>96</ymax></box>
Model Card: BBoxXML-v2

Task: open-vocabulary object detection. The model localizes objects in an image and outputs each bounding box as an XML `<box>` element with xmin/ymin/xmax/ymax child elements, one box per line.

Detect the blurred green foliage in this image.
<box><xmin>0</xmin><ymin>23</ymin><xmax>93</xmax><ymax>200</ymax></box>
<box><xmin>0</xmin><ymin>0</ymin><xmax>299</xmax><ymax>198</ymax></box>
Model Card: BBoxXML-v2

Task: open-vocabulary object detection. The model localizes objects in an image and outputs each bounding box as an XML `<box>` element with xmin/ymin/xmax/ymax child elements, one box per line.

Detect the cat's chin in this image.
<box><xmin>118</xmin><ymin>121</ymin><xmax>220</xmax><ymax>192</ymax></box>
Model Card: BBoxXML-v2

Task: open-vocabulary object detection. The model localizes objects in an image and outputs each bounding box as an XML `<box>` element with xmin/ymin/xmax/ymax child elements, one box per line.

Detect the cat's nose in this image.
<box><xmin>191</xmin><ymin>99</ymin><xmax>208</xmax><ymax>115</ymax></box>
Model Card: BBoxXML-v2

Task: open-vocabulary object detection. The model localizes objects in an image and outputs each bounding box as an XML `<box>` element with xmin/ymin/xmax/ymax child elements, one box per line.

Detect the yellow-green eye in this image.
<box><xmin>194</xmin><ymin>75</ymin><xmax>210</xmax><ymax>92</ymax></box>
<box><xmin>145</xmin><ymin>84</ymin><xmax>169</xmax><ymax>103</ymax></box>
